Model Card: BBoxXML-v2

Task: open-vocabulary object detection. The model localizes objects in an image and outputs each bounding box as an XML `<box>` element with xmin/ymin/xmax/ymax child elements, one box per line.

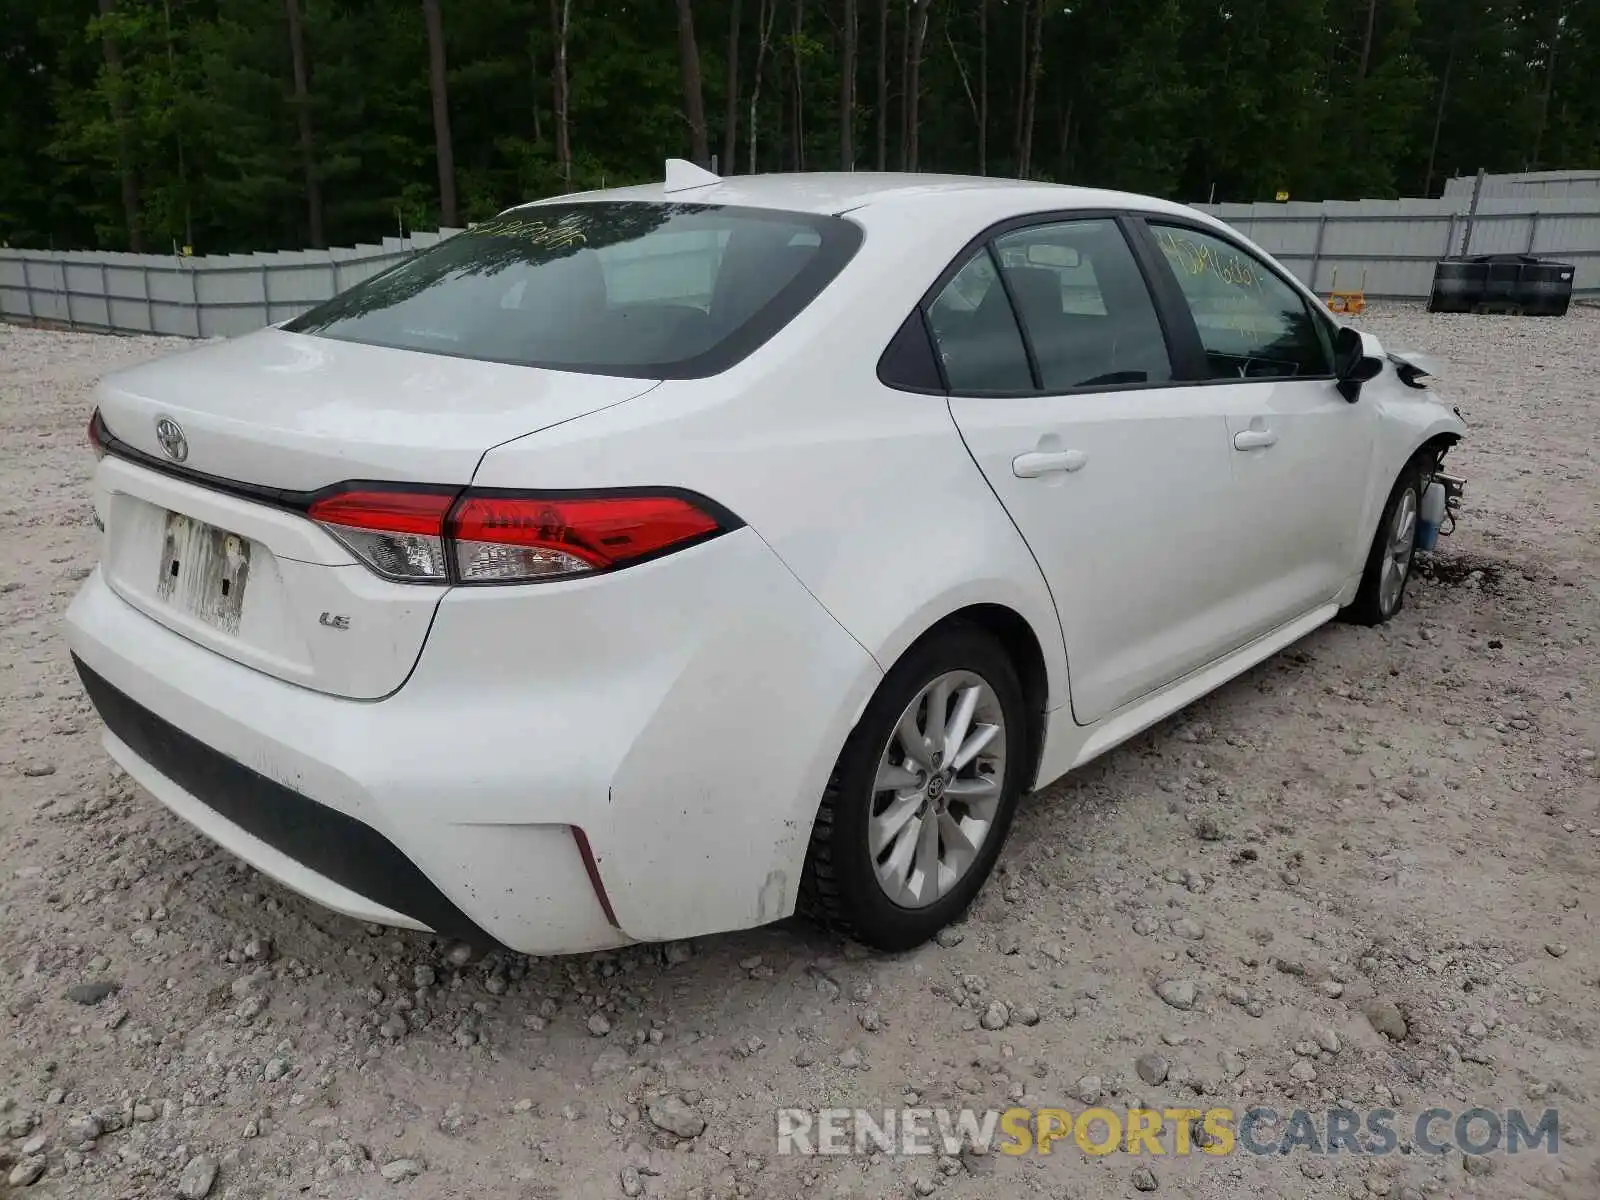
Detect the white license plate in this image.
<box><xmin>155</xmin><ymin>512</ymin><xmax>251</xmax><ymax>634</ymax></box>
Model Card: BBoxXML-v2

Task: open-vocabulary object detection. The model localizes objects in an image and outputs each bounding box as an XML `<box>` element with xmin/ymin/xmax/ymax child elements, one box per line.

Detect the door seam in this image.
<box><xmin>943</xmin><ymin>397</ymin><xmax>1081</xmax><ymax>724</ymax></box>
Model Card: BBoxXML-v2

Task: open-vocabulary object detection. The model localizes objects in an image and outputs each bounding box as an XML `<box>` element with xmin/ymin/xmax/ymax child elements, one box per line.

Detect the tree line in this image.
<box><xmin>1</xmin><ymin>0</ymin><xmax>1596</xmax><ymax>255</ymax></box>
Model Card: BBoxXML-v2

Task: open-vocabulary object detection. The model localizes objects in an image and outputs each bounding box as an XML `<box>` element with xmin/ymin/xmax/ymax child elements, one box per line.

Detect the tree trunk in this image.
<box><xmin>722</xmin><ymin>0</ymin><xmax>742</xmax><ymax>172</ymax></box>
<box><xmin>1017</xmin><ymin>0</ymin><xmax>1043</xmax><ymax>177</ymax></box>
<box><xmin>1423</xmin><ymin>31</ymin><xmax>1455</xmax><ymax>195</ymax></box>
<box><xmin>284</xmin><ymin>0</ymin><xmax>324</xmax><ymax>247</ymax></box>
<box><xmin>1357</xmin><ymin>0</ymin><xmax>1378</xmax><ymax>80</ymax></box>
<box><xmin>1530</xmin><ymin>0</ymin><xmax>1563</xmax><ymax>169</ymax></box>
<box><xmin>897</xmin><ymin>0</ymin><xmax>911</xmax><ymax>167</ymax></box>
<box><xmin>748</xmin><ymin>0</ymin><xmax>775</xmax><ymax>173</ymax></box>
<box><xmin>1012</xmin><ymin>0</ymin><xmax>1028</xmax><ymax>167</ymax></box>
<box><xmin>550</xmin><ymin>0</ymin><xmax>572</xmax><ymax>188</ymax></box>
<box><xmin>160</xmin><ymin>0</ymin><xmax>192</xmax><ymax>248</ymax></box>
<box><xmin>874</xmin><ymin>0</ymin><xmax>888</xmax><ymax>169</ymax></box>
<box><xmin>422</xmin><ymin>0</ymin><xmax>457</xmax><ymax>226</ymax></box>
<box><xmin>97</xmin><ymin>0</ymin><xmax>143</xmax><ymax>252</ymax></box>
<box><xmin>839</xmin><ymin>0</ymin><xmax>856</xmax><ymax>168</ymax></box>
<box><xmin>791</xmin><ymin>0</ymin><xmax>805</xmax><ymax>171</ymax></box>
<box><xmin>978</xmin><ymin>0</ymin><xmax>987</xmax><ymax>175</ymax></box>
<box><xmin>675</xmin><ymin>0</ymin><xmax>710</xmax><ymax>165</ymax></box>
<box><xmin>905</xmin><ymin>0</ymin><xmax>930</xmax><ymax>170</ymax></box>
<box><xmin>531</xmin><ymin>30</ymin><xmax>544</xmax><ymax>147</ymax></box>
<box><xmin>1056</xmin><ymin>92</ymin><xmax>1072</xmax><ymax>178</ymax></box>
<box><xmin>945</xmin><ymin>22</ymin><xmax>980</xmax><ymax>162</ymax></box>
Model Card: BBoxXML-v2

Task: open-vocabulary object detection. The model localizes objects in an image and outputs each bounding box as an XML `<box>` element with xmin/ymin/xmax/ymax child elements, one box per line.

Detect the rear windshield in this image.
<box><xmin>284</xmin><ymin>202</ymin><xmax>862</xmax><ymax>378</ymax></box>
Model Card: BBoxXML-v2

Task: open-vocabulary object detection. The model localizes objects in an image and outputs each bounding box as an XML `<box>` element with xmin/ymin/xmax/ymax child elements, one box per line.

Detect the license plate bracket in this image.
<box><xmin>155</xmin><ymin>512</ymin><xmax>251</xmax><ymax>635</ymax></box>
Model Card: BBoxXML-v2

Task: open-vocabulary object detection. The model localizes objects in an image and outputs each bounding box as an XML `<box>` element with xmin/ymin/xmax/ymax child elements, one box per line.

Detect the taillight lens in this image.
<box><xmin>306</xmin><ymin>486</ymin><xmax>731</xmax><ymax>585</ymax></box>
<box><xmin>308</xmin><ymin>489</ymin><xmax>457</xmax><ymax>582</ymax></box>
<box><xmin>450</xmin><ymin>494</ymin><xmax>722</xmax><ymax>582</ymax></box>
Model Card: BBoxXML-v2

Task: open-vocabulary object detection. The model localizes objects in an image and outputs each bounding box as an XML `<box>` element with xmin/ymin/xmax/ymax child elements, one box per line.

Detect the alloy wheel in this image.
<box><xmin>868</xmin><ymin>670</ymin><xmax>1007</xmax><ymax>909</ymax></box>
<box><xmin>1379</xmin><ymin>485</ymin><xmax>1418</xmax><ymax>616</ymax></box>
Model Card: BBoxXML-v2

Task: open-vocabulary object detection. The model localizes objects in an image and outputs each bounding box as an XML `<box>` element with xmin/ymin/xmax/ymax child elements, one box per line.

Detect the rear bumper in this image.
<box><xmin>74</xmin><ymin>657</ymin><xmax>494</xmax><ymax>942</ymax></box>
<box><xmin>66</xmin><ymin>528</ymin><xmax>880</xmax><ymax>954</ymax></box>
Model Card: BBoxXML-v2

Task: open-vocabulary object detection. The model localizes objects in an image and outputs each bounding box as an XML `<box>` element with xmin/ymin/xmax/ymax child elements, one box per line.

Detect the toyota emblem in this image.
<box><xmin>155</xmin><ymin>416</ymin><xmax>188</xmax><ymax>463</ymax></box>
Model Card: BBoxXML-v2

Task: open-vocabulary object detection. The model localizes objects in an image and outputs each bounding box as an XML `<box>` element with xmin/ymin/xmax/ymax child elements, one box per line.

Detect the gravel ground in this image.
<box><xmin>1</xmin><ymin>304</ymin><xmax>1597</xmax><ymax>1200</ymax></box>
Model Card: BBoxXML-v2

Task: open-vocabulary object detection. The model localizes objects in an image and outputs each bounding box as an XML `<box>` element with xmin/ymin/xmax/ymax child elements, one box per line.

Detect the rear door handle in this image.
<box><xmin>1233</xmin><ymin>427</ymin><xmax>1278</xmax><ymax>451</ymax></box>
<box><xmin>1012</xmin><ymin>449</ymin><xmax>1089</xmax><ymax>478</ymax></box>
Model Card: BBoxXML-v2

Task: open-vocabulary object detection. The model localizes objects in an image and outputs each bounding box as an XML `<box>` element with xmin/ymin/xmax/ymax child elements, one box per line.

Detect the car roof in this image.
<box><xmin>508</xmin><ymin>171</ymin><xmax>1204</xmax><ymax>223</ymax></box>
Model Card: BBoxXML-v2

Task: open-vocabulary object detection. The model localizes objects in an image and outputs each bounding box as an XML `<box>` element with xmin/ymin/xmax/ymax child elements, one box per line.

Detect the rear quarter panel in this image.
<box><xmin>469</xmin><ymin>195</ymin><xmax>1071</xmax><ymax>712</ymax></box>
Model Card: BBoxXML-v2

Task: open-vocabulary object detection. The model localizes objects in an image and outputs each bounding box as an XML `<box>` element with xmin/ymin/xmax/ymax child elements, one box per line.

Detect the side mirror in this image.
<box><xmin>1333</xmin><ymin>326</ymin><xmax>1383</xmax><ymax>402</ymax></box>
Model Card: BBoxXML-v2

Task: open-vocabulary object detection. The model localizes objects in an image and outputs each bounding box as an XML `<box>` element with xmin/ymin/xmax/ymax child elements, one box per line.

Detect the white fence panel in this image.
<box><xmin>4</xmin><ymin>200</ymin><xmax>1597</xmax><ymax>341</ymax></box>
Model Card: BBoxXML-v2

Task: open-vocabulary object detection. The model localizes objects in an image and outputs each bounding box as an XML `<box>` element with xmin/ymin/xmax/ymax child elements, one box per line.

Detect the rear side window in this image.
<box><xmin>1150</xmin><ymin>224</ymin><xmax>1331</xmax><ymax>379</ymax></box>
<box><xmin>925</xmin><ymin>249</ymin><xmax>1034</xmax><ymax>394</ymax></box>
<box><xmin>285</xmin><ymin>203</ymin><xmax>861</xmax><ymax>378</ymax></box>
<box><xmin>992</xmin><ymin>220</ymin><xmax>1172</xmax><ymax>390</ymax></box>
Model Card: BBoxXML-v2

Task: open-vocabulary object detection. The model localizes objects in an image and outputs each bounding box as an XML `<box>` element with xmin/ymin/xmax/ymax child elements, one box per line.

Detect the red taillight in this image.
<box><xmin>88</xmin><ymin>409</ymin><xmax>107</xmax><ymax>460</ymax></box>
<box><xmin>306</xmin><ymin>486</ymin><xmax>730</xmax><ymax>585</ymax></box>
<box><xmin>308</xmin><ymin>489</ymin><xmax>457</xmax><ymax>536</ymax></box>
<box><xmin>450</xmin><ymin>493</ymin><xmax>721</xmax><ymax>582</ymax></box>
<box><xmin>308</xmin><ymin>489</ymin><xmax>457</xmax><ymax>582</ymax></box>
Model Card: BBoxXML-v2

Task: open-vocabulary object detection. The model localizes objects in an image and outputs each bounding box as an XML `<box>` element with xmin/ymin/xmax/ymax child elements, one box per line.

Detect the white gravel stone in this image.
<box><xmin>177</xmin><ymin>1153</ymin><xmax>219</xmax><ymax>1199</ymax></box>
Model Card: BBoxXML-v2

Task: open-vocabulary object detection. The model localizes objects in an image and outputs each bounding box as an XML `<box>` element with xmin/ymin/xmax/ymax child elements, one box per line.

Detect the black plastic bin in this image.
<box><xmin>1428</xmin><ymin>254</ymin><xmax>1576</xmax><ymax>316</ymax></box>
<box><xmin>1427</xmin><ymin>259</ymin><xmax>1486</xmax><ymax>313</ymax></box>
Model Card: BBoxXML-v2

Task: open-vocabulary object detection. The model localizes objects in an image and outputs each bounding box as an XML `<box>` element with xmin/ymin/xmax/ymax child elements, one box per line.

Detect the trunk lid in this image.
<box><xmin>93</xmin><ymin>330</ymin><xmax>659</xmax><ymax>699</ymax></box>
<box><xmin>96</xmin><ymin>327</ymin><xmax>658</xmax><ymax>490</ymax></box>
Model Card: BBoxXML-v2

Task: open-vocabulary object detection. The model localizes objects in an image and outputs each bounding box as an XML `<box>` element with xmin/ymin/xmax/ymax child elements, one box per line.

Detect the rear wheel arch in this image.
<box><xmin>925</xmin><ymin>604</ymin><xmax>1050</xmax><ymax>788</ymax></box>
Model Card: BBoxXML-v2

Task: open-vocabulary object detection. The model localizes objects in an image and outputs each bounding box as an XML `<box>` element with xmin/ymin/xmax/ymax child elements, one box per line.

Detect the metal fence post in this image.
<box><xmin>1309</xmin><ymin>215</ymin><xmax>1328</xmax><ymax>294</ymax></box>
<box><xmin>261</xmin><ymin>263</ymin><xmax>271</xmax><ymax>328</ymax></box>
<box><xmin>143</xmin><ymin>265</ymin><xmax>154</xmax><ymax>332</ymax></box>
<box><xmin>21</xmin><ymin>259</ymin><xmax>34</xmax><ymax>320</ymax></box>
<box><xmin>100</xmin><ymin>262</ymin><xmax>110</xmax><ymax>331</ymax></box>
<box><xmin>1526</xmin><ymin>212</ymin><xmax>1540</xmax><ymax>255</ymax></box>
<box><xmin>1460</xmin><ymin>166</ymin><xmax>1485</xmax><ymax>256</ymax></box>
<box><xmin>63</xmin><ymin>261</ymin><xmax>75</xmax><ymax>330</ymax></box>
<box><xmin>1443</xmin><ymin>216</ymin><xmax>1456</xmax><ymax>260</ymax></box>
<box><xmin>191</xmin><ymin>263</ymin><xmax>201</xmax><ymax>337</ymax></box>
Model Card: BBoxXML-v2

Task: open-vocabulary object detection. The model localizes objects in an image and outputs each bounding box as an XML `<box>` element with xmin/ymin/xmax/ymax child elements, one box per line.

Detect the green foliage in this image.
<box><xmin>2</xmin><ymin>0</ymin><xmax>1597</xmax><ymax>252</ymax></box>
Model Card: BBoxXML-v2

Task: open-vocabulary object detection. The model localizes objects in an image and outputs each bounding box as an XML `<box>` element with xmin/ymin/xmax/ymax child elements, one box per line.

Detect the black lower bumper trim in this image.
<box><xmin>72</xmin><ymin>654</ymin><xmax>497</xmax><ymax>947</ymax></box>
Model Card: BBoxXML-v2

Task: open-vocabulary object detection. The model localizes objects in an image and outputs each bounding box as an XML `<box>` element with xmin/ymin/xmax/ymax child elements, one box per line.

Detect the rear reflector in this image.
<box><xmin>88</xmin><ymin>408</ymin><xmax>107</xmax><ymax>460</ymax></box>
<box><xmin>570</xmin><ymin>826</ymin><xmax>619</xmax><ymax>928</ymax></box>
<box><xmin>305</xmin><ymin>485</ymin><xmax>732</xmax><ymax>585</ymax></box>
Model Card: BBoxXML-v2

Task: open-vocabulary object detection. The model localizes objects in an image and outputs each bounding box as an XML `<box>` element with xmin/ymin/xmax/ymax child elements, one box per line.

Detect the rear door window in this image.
<box><xmin>992</xmin><ymin>220</ymin><xmax>1172</xmax><ymax>390</ymax></box>
<box><xmin>285</xmin><ymin>203</ymin><xmax>862</xmax><ymax>378</ymax></box>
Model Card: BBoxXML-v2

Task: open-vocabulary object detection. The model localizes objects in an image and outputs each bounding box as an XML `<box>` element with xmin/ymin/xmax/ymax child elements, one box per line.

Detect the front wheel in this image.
<box><xmin>799</xmin><ymin>625</ymin><xmax>1027</xmax><ymax>951</ymax></box>
<box><xmin>1344</xmin><ymin>457</ymin><xmax>1427</xmax><ymax>626</ymax></box>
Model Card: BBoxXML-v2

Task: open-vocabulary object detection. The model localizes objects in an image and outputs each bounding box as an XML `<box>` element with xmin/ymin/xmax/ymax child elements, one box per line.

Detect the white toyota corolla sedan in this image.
<box><xmin>67</xmin><ymin>164</ymin><xmax>1465</xmax><ymax>953</ymax></box>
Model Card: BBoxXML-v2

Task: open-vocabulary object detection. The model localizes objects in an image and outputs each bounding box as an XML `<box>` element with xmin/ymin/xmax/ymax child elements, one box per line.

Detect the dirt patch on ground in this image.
<box><xmin>1</xmin><ymin>306</ymin><xmax>1597</xmax><ymax>1199</ymax></box>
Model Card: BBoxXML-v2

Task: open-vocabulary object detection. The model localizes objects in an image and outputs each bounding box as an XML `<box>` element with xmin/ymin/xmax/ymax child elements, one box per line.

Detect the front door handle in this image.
<box><xmin>1012</xmin><ymin>449</ymin><xmax>1088</xmax><ymax>478</ymax></box>
<box><xmin>1233</xmin><ymin>427</ymin><xmax>1278</xmax><ymax>451</ymax></box>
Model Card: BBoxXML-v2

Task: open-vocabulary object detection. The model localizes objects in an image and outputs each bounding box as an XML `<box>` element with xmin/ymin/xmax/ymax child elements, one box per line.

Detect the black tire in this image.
<box><xmin>799</xmin><ymin>624</ymin><xmax>1028</xmax><ymax>952</ymax></box>
<box><xmin>1343</xmin><ymin>455</ymin><xmax>1428</xmax><ymax>626</ymax></box>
